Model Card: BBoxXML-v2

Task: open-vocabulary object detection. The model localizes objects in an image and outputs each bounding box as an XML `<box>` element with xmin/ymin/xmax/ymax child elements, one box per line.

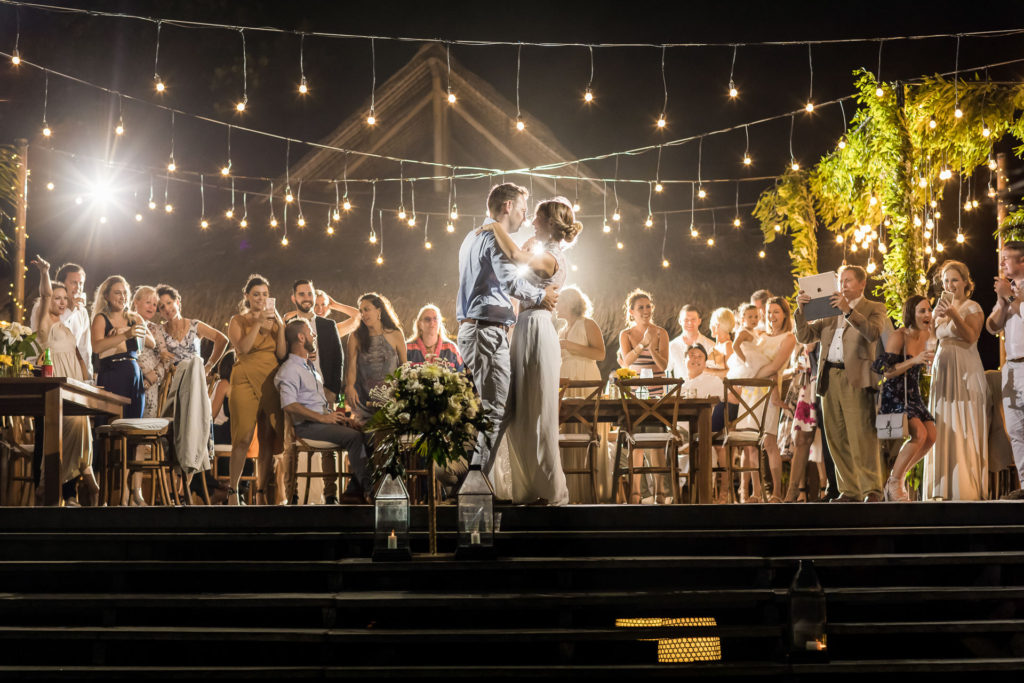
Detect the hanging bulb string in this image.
<box><xmin>806</xmin><ymin>43</ymin><xmax>813</xmax><ymax>105</ymax></box>
<box><xmin>728</xmin><ymin>44</ymin><xmax>738</xmax><ymax>91</ymax></box>
<box><xmin>876</xmin><ymin>38</ymin><xmax>884</xmax><ymax>85</ymax></box>
<box><xmin>659</xmin><ymin>44</ymin><xmax>668</xmax><ymax>116</ymax></box>
<box><xmin>515</xmin><ymin>43</ymin><xmax>522</xmax><ymax>120</ymax></box>
<box><xmin>238</xmin><ymin>28</ymin><xmax>247</xmax><ymax>105</ymax></box>
<box><xmin>369</xmin><ymin>37</ymin><xmax>376</xmax><ymax>114</ymax></box>
<box><xmin>41</xmin><ymin>69</ymin><xmax>48</xmax><ymax>124</ymax></box>
<box><xmin>153</xmin><ymin>19</ymin><xmax>161</xmax><ymax>82</ymax></box>
<box><xmin>953</xmin><ymin>33</ymin><xmax>961</xmax><ymax>106</ymax></box>
<box><xmin>661</xmin><ymin>213</ymin><xmax>669</xmax><ymax>262</ymax></box>
<box><xmin>199</xmin><ymin>173</ymin><xmax>205</xmax><ymax>215</ymax></box>
<box><xmin>789</xmin><ymin>114</ymin><xmax>796</xmax><ymax>161</ymax></box>
<box><xmin>587</xmin><ymin>44</ymin><xmax>594</xmax><ymax>93</ymax></box>
<box><xmin>299</xmin><ymin>32</ymin><xmax>306</xmax><ymax>85</ymax></box>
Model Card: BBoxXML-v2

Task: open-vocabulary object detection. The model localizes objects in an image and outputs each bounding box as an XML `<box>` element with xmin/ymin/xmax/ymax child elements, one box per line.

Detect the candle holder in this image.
<box><xmin>454</xmin><ymin>464</ymin><xmax>496</xmax><ymax>560</ymax></box>
<box><xmin>372</xmin><ymin>472</ymin><xmax>411</xmax><ymax>561</ymax></box>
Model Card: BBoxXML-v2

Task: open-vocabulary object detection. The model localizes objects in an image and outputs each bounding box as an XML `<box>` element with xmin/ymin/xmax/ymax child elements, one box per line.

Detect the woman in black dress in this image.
<box><xmin>871</xmin><ymin>295</ymin><xmax>937</xmax><ymax>501</ymax></box>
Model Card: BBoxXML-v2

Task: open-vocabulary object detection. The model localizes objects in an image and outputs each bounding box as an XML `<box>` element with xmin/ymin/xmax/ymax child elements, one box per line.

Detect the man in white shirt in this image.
<box><xmin>54</xmin><ymin>263</ymin><xmax>93</xmax><ymax>380</ymax></box>
<box><xmin>678</xmin><ymin>344</ymin><xmax>732</xmax><ymax>492</ymax></box>
<box><xmin>987</xmin><ymin>241</ymin><xmax>1024</xmax><ymax>499</ymax></box>
<box><xmin>667</xmin><ymin>305</ymin><xmax>715</xmax><ymax>378</ymax></box>
<box><xmin>751</xmin><ymin>289</ymin><xmax>772</xmax><ymax>335</ymax></box>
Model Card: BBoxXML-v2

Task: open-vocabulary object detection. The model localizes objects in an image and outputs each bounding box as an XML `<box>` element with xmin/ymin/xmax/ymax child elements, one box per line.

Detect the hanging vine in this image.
<box><xmin>752</xmin><ymin>169</ymin><xmax>818</xmax><ymax>298</ymax></box>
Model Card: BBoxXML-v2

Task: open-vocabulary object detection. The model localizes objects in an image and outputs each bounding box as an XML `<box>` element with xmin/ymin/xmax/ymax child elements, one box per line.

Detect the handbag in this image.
<box><xmin>875</xmin><ymin>338</ymin><xmax>909</xmax><ymax>441</ymax></box>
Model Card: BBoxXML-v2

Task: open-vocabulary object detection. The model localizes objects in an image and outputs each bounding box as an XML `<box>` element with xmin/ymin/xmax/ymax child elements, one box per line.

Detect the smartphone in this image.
<box><xmin>265</xmin><ymin>297</ymin><xmax>277</xmax><ymax>313</ymax></box>
<box><xmin>939</xmin><ymin>291</ymin><xmax>953</xmax><ymax>306</ymax></box>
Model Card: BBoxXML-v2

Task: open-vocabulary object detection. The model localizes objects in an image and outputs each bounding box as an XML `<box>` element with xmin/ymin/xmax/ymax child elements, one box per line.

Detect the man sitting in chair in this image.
<box><xmin>275</xmin><ymin>319</ymin><xmax>370</xmax><ymax>504</ymax></box>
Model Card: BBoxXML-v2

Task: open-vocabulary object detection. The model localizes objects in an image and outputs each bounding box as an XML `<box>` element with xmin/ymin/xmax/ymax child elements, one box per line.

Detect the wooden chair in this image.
<box><xmin>557</xmin><ymin>379</ymin><xmax>604</xmax><ymax>503</ymax></box>
<box><xmin>612</xmin><ymin>378</ymin><xmax>685</xmax><ymax>505</ymax></box>
<box><xmin>713</xmin><ymin>378</ymin><xmax>774</xmax><ymax>504</ymax></box>
<box><xmin>0</xmin><ymin>416</ymin><xmax>35</xmax><ymax>506</ymax></box>
<box><xmin>288</xmin><ymin>414</ymin><xmax>350</xmax><ymax>505</ymax></box>
<box><xmin>98</xmin><ymin>418</ymin><xmax>177</xmax><ymax>506</ymax></box>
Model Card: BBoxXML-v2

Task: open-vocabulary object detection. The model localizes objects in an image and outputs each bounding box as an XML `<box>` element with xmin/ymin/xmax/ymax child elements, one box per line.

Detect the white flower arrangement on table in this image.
<box><xmin>0</xmin><ymin>320</ymin><xmax>40</xmax><ymax>373</ymax></box>
<box><xmin>365</xmin><ymin>360</ymin><xmax>490</xmax><ymax>481</ymax></box>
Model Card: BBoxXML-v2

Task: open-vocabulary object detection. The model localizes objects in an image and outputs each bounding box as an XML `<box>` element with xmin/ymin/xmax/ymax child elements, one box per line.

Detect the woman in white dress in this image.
<box><xmin>556</xmin><ymin>286</ymin><xmax>608</xmax><ymax>502</ymax></box>
<box><xmin>30</xmin><ymin>256</ymin><xmax>96</xmax><ymax>506</ymax></box>
<box><xmin>925</xmin><ymin>260</ymin><xmax>990</xmax><ymax>500</ymax></box>
<box><xmin>481</xmin><ymin>197</ymin><xmax>580</xmax><ymax>506</ymax></box>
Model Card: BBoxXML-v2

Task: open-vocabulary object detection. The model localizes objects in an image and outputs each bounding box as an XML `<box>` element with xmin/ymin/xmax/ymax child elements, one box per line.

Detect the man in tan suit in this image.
<box><xmin>795</xmin><ymin>265</ymin><xmax>888</xmax><ymax>502</ymax></box>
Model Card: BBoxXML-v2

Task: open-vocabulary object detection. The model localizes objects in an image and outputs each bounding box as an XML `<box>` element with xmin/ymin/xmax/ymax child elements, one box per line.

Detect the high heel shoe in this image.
<box><xmin>129</xmin><ymin>489</ymin><xmax>147</xmax><ymax>506</ymax></box>
<box><xmin>226</xmin><ymin>488</ymin><xmax>240</xmax><ymax>506</ymax></box>
<box><xmin>884</xmin><ymin>476</ymin><xmax>909</xmax><ymax>502</ymax></box>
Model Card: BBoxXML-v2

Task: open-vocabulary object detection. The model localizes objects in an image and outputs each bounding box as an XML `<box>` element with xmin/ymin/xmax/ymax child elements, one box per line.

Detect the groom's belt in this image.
<box><xmin>460</xmin><ymin>318</ymin><xmax>510</xmax><ymax>330</ymax></box>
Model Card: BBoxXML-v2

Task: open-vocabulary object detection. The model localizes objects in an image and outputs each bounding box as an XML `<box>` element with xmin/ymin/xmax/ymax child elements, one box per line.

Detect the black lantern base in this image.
<box><xmin>454</xmin><ymin>543</ymin><xmax>497</xmax><ymax>561</ymax></box>
<box><xmin>372</xmin><ymin>547</ymin><xmax>413</xmax><ymax>562</ymax></box>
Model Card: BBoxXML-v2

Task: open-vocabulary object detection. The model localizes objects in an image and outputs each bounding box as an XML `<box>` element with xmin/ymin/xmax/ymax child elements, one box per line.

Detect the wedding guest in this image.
<box><xmin>796</xmin><ymin>265</ymin><xmax>887</xmax><ymax>502</ymax></box>
<box><xmin>751</xmin><ymin>289</ymin><xmax>772</xmax><ymax>333</ymax></box>
<box><xmin>406</xmin><ymin>304</ymin><xmax>464</xmax><ymax>371</ymax></box>
<box><xmin>925</xmin><ymin>260</ymin><xmax>990</xmax><ymax>500</ymax></box>
<box><xmin>226</xmin><ymin>274</ymin><xmax>287</xmax><ymax>505</ymax></box>
<box><xmin>156</xmin><ymin>284</ymin><xmax>229</xmax><ymax>374</ymax></box>
<box><xmin>210</xmin><ymin>352</ymin><xmax>246</xmax><ymax>502</ymax></box>
<box><xmin>873</xmin><ymin>295</ymin><xmax>936</xmax><ymax>501</ymax></box>
<box><xmin>30</xmin><ymin>256</ymin><xmax>95</xmax><ymax>506</ymax></box>
<box><xmin>277</xmin><ymin>319</ymin><xmax>371</xmax><ymax>504</ymax></box>
<box><xmin>751</xmin><ymin>297</ymin><xmax>797</xmax><ymax>503</ymax></box>
<box><xmin>782</xmin><ymin>343</ymin><xmax>819</xmax><ymax>503</ymax></box>
<box><xmin>54</xmin><ymin>262</ymin><xmax>93</xmax><ymax>379</ymax></box>
<box><xmin>987</xmin><ymin>241</ymin><xmax>1024</xmax><ymax>499</ymax></box>
<box><xmin>667</xmin><ymin>305</ymin><xmax>715</xmax><ymax>378</ymax></box>
<box><xmin>345</xmin><ymin>292</ymin><xmax>406</xmax><ymax>424</ymax></box>
<box><xmin>707</xmin><ymin>307</ymin><xmax>736</xmax><ymax>373</ymax></box>
<box><xmin>314</xmin><ymin>289</ymin><xmax>361</xmax><ymax>339</ymax></box>
<box><xmin>132</xmin><ymin>286</ymin><xmax>169</xmax><ymax>418</ymax></box>
<box><xmin>617</xmin><ymin>289</ymin><xmax>669</xmax><ymax>394</ymax></box>
<box><xmin>556</xmin><ymin>286</ymin><xmax>608</xmax><ymax>502</ymax></box>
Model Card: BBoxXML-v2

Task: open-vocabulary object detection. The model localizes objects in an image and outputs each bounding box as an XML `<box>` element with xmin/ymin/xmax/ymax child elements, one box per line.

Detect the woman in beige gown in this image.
<box><xmin>556</xmin><ymin>286</ymin><xmax>608</xmax><ymax>502</ymax></box>
<box><xmin>30</xmin><ymin>256</ymin><xmax>95</xmax><ymax>506</ymax></box>
<box><xmin>924</xmin><ymin>261</ymin><xmax>990</xmax><ymax>500</ymax></box>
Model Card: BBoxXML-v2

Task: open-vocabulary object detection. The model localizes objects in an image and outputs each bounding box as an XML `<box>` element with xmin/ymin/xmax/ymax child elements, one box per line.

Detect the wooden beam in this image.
<box><xmin>12</xmin><ymin>139</ymin><xmax>28</xmax><ymax>323</ymax></box>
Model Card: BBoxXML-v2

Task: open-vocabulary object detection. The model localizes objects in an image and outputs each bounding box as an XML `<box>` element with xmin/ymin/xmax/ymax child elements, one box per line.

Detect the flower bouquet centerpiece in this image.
<box><xmin>0</xmin><ymin>321</ymin><xmax>39</xmax><ymax>378</ymax></box>
<box><xmin>365</xmin><ymin>360</ymin><xmax>490</xmax><ymax>554</ymax></box>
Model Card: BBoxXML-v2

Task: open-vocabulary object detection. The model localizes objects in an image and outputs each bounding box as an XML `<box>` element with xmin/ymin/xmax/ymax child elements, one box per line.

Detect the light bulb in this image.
<box><xmin>285</xmin><ymin>191</ymin><xmax>294</xmax><ymax>203</ymax></box>
<box><xmin>734</xmin><ymin>218</ymin><xmax>742</xmax><ymax>227</ymax></box>
<box><xmin>446</xmin><ymin>222</ymin><xmax>455</xmax><ymax>233</ymax></box>
<box><xmin>332</xmin><ymin>210</ymin><xmax>340</xmax><ymax>221</ymax></box>
<box><xmin>982</xmin><ymin>124</ymin><xmax>991</xmax><ymax>138</ymax></box>
<box><xmin>367</xmin><ymin>112</ymin><xmax>376</xmax><ymax>125</ymax></box>
<box><xmin>989</xmin><ymin>186</ymin><xmax>997</xmax><ymax>198</ymax></box>
<box><xmin>988</xmin><ymin>158</ymin><xmax>997</xmax><ymax>170</ymax></box>
<box><xmin>407</xmin><ymin>217</ymin><xmax>416</xmax><ymax>227</ymax></box>
<box><xmin>200</xmin><ymin>218</ymin><xmax>208</xmax><ymax>229</ymax></box>
<box><xmin>115</xmin><ymin>121</ymin><xmax>125</xmax><ymax>136</ymax></box>
<box><xmin>135</xmin><ymin>213</ymin><xmax>143</xmax><ymax>222</ymax></box>
<box><xmin>221</xmin><ymin>165</ymin><xmax>231</xmax><ymax>176</ymax></box>
<box><xmin>707</xmin><ymin>237</ymin><xmax>715</xmax><ymax>246</ymax></box>
<box><xmin>850</xmin><ymin>243</ymin><xmax>858</xmax><ymax>252</ymax></box>
<box><xmin>875</xmin><ymin>86</ymin><xmax>884</xmax><ymax>97</ymax></box>
<box><xmin>838</xmin><ymin>138</ymin><xmax>846</xmax><ymax>149</ymax></box>
<box><xmin>758</xmin><ymin>250</ymin><xmax>766</xmax><ymax>258</ymax></box>
<box><xmin>972</xmin><ymin>199</ymin><xmax>979</xmax><ymax>208</ymax></box>
<box><xmin>148</xmin><ymin>200</ymin><xmax>157</xmax><ymax>210</ymax></box>
<box><xmin>424</xmin><ymin>240</ymin><xmax>432</xmax><ymax>249</ymax></box>
<box><xmin>835</xmin><ymin>234</ymin><xmax>843</xmax><ymax>244</ymax></box>
<box><xmin>869</xmin><ymin>195</ymin><xmax>878</xmax><ymax>206</ymax></box>
<box><xmin>42</xmin><ymin>126</ymin><xmax>51</xmax><ymax>138</ymax></box>
<box><xmin>913</xmin><ymin>216</ymin><xmax>922</xmax><ymax>227</ymax></box>
<box><xmin>164</xmin><ymin>203</ymin><xmax>173</xmax><ymax>213</ymax></box>
<box><xmin>516</xmin><ymin>118</ymin><xmax>525</xmax><ymax>131</ymax></box>
<box><xmin>878</xmin><ymin>242</ymin><xmax>887</xmax><ymax>254</ymax></box>
<box><xmin>376</xmin><ymin>255</ymin><xmax>383</xmax><ymax>265</ymax></box>
<box><xmin>956</xmin><ymin>232</ymin><xmax>965</xmax><ymax>243</ymax></box>
<box><xmin>929</xmin><ymin>255</ymin><xmax>937</xmax><ymax>264</ymax></box>
<box><xmin>236</xmin><ymin>100</ymin><xmax>246</xmax><ymax>112</ymax></box>
<box><xmin>866</xmin><ymin>261</ymin><xmax>877</xmax><ymax>273</ymax></box>
<box><xmin>919</xmin><ymin>274</ymin><xmax>927</xmax><ymax>285</ymax></box>
<box><xmin>936</xmin><ymin>242</ymin><xmax>945</xmax><ymax>253</ymax></box>
<box><xmin>225</xmin><ymin>209</ymin><xmax>234</xmax><ymax>218</ymax></box>
<box><xmin>343</xmin><ymin>199</ymin><xmax>352</xmax><ymax>211</ymax></box>
<box><xmin>924</xmin><ymin>230</ymin><xmax>932</xmax><ymax>239</ymax></box>
<box><xmin>964</xmin><ymin>200</ymin><xmax>972</xmax><ymax>211</ymax></box>
<box><xmin>612</xmin><ymin>211</ymin><xmax>621</xmax><ymax>222</ymax></box>
<box><xmin>270</xmin><ymin>217</ymin><xmax>278</xmax><ymax>227</ymax></box>
<box><xmin>447</xmin><ymin>91</ymin><xmax>456</xmax><ymax>104</ymax></box>
<box><xmin>690</xmin><ymin>227</ymin><xmax>699</xmax><ymax>238</ymax></box>
<box><xmin>327</xmin><ymin>225</ymin><xmax>335</xmax><ymax>235</ymax></box>
<box><xmin>743</xmin><ymin>155</ymin><xmax>752</xmax><ymax>165</ymax></box>
<box><xmin>46</xmin><ymin>181</ymin><xmax>54</xmax><ymax>191</ymax></box>
<box><xmin>805</xmin><ymin>102</ymin><xmax>814</xmax><ymax>113</ymax></box>
<box><xmin>656</xmin><ymin>115</ymin><xmax>666</xmax><ymax>128</ymax></box>
<box><xmin>616</xmin><ymin>241</ymin><xmax>624</xmax><ymax>250</ymax></box>
<box><xmin>281</xmin><ymin>236</ymin><xmax>289</xmax><ymax>246</ymax></box>
<box><xmin>954</xmin><ymin>107</ymin><xmax>963</xmax><ymax>119</ymax></box>
<box><xmin>298</xmin><ymin>78</ymin><xmax>308</xmax><ymax>95</ymax></box>
<box><xmin>644</xmin><ymin>216</ymin><xmax>653</xmax><ymax>228</ymax></box>
<box><xmin>697</xmin><ymin>187</ymin><xmax>706</xmax><ymax>199</ymax></box>
<box><xmin>583</xmin><ymin>89</ymin><xmax>593</xmax><ymax>103</ymax></box>
<box><xmin>662</xmin><ymin>258</ymin><xmax>670</xmax><ymax>268</ymax></box>
<box><xmin>398</xmin><ymin>208</ymin><xmax>407</xmax><ymax>220</ymax></box>
<box><xmin>602</xmin><ymin>223</ymin><xmax>611</xmax><ymax>233</ymax></box>
<box><xmin>773</xmin><ymin>223</ymin><xmax>781</xmax><ymax>232</ymax></box>
<box><xmin>729</xmin><ymin>86</ymin><xmax>738</xmax><ymax>98</ymax></box>
<box><xmin>929</xmin><ymin>200</ymin><xmax>937</xmax><ymax>208</ymax></box>
<box><xmin>450</xmin><ymin>207</ymin><xmax>459</xmax><ymax>220</ymax></box>
<box><xmin>239</xmin><ymin>218</ymin><xmax>247</xmax><ymax>228</ymax></box>
<box><xmin>369</xmin><ymin>233</ymin><xmax>377</xmax><ymax>244</ymax></box>
<box><xmin>297</xmin><ymin>216</ymin><xmax>306</xmax><ymax>227</ymax></box>
<box><xmin>11</xmin><ymin>51</ymin><xmax>20</xmax><ymax>66</ymax></box>
<box><xmin>918</xmin><ymin>176</ymin><xmax>928</xmax><ymax>188</ymax></box>
<box><xmin>791</xmin><ymin>161</ymin><xmax>800</xmax><ymax>172</ymax></box>
<box><xmin>654</xmin><ymin>183</ymin><xmax>663</xmax><ymax>193</ymax></box>
<box><xmin>929</xmin><ymin>115</ymin><xmax>937</xmax><ymax>129</ymax></box>
<box><xmin>167</xmin><ymin>160</ymin><xmax>176</xmax><ymax>173</ymax></box>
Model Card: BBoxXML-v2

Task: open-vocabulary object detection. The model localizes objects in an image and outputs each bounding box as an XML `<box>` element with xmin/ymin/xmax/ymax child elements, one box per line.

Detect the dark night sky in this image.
<box><xmin>2</xmin><ymin>0</ymin><xmax>1024</xmax><ymax>367</ymax></box>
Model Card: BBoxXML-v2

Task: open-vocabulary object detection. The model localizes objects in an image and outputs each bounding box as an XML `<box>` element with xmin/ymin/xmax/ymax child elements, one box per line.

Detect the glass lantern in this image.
<box><xmin>372</xmin><ymin>473</ymin><xmax>411</xmax><ymax>561</ymax></box>
<box><xmin>455</xmin><ymin>464</ymin><xmax>496</xmax><ymax>560</ymax></box>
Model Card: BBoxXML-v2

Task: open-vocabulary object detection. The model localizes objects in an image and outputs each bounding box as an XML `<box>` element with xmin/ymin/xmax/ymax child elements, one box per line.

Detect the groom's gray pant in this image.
<box><xmin>457</xmin><ymin>321</ymin><xmax>511</xmax><ymax>475</ymax></box>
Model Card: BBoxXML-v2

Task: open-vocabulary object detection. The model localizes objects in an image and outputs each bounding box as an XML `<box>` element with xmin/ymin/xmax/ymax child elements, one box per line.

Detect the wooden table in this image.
<box><xmin>0</xmin><ymin>377</ymin><xmax>129</xmax><ymax>505</ymax></box>
<box><xmin>560</xmin><ymin>383</ymin><xmax>718</xmax><ymax>503</ymax></box>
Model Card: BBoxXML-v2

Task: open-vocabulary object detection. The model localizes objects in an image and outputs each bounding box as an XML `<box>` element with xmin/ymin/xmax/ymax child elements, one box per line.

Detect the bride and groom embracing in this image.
<box><xmin>456</xmin><ymin>183</ymin><xmax>583</xmax><ymax>506</ymax></box>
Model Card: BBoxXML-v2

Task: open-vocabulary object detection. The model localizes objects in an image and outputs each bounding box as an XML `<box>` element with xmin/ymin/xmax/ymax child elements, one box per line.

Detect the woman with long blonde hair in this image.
<box><xmin>405</xmin><ymin>304</ymin><xmax>463</xmax><ymax>371</ymax></box>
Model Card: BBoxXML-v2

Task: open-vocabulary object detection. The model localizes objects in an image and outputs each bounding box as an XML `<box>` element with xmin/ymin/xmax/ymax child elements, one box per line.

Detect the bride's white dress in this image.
<box><xmin>491</xmin><ymin>242</ymin><xmax>569</xmax><ymax>505</ymax></box>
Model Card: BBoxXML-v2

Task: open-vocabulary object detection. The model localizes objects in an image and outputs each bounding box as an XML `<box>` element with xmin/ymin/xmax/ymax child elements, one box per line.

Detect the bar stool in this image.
<box><xmin>294</xmin><ymin>437</ymin><xmax>348</xmax><ymax>504</ymax></box>
<box><xmin>98</xmin><ymin>418</ymin><xmax>175</xmax><ymax>506</ymax></box>
<box><xmin>557</xmin><ymin>379</ymin><xmax>604</xmax><ymax>503</ymax></box>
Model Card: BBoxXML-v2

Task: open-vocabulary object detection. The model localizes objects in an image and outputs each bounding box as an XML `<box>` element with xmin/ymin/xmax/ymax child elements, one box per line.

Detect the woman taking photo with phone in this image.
<box><xmin>924</xmin><ymin>260</ymin><xmax>990</xmax><ymax>501</ymax></box>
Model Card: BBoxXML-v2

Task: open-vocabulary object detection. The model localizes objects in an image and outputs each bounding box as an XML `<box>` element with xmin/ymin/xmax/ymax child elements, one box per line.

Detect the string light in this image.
<box><xmin>235</xmin><ymin>29</ymin><xmax>248</xmax><ymax>112</ymax></box>
<box><xmin>46</xmin><ymin>181</ymin><xmax>54</xmax><ymax>191</ymax></box>
<box><xmin>697</xmin><ymin>139</ymin><xmax>707</xmax><ymax>199</ymax></box>
<box><xmin>733</xmin><ymin>183</ymin><xmax>742</xmax><ymax>227</ymax></box>
<box><xmin>988</xmin><ymin>155</ymin><xmax>997</xmax><ymax>171</ymax></box>
<box><xmin>166</xmin><ymin>111</ymin><xmax>176</xmax><ymax>172</ymax></box>
<box><xmin>572</xmin><ymin>162</ymin><xmax>582</xmax><ymax>212</ymax></box>
<box><xmin>727</xmin><ymin>44</ymin><xmax>739</xmax><ymax>97</ymax></box>
<box><xmin>376</xmin><ymin>208</ymin><xmax>385</xmax><ymax>264</ymax></box>
<box><xmin>759</xmin><ymin>249</ymin><xmax>766</xmax><ymax>258</ymax></box>
<box><xmin>582</xmin><ymin>45</ymin><xmax>595</xmax><ymax>103</ymax></box>
<box><xmin>929</xmin><ymin>114</ymin><xmax>937</xmax><ymax>129</ymax></box>
<box><xmin>153</xmin><ymin>21</ymin><xmax>165</xmax><ymax>92</ymax></box>
<box><xmin>644</xmin><ymin>182</ymin><xmax>654</xmax><ymax>228</ymax></box>
<box><xmin>742</xmin><ymin>124</ymin><xmax>751</xmax><ymax>165</ymax></box>
<box><xmin>268</xmin><ymin>181</ymin><xmax>278</xmax><ymax>227</ymax></box>
<box><xmin>836</xmin><ymin>100</ymin><xmax>847</xmax><ymax>149</ymax></box>
<box><xmin>136</xmin><ymin>213</ymin><xmax>143</xmax><ymax>222</ymax></box>
<box><xmin>325</xmin><ymin>206</ymin><xmax>334</xmax><ymax>235</ymax></box>
<box><xmin>10</xmin><ymin>9</ymin><xmax>21</xmax><ymax>65</ymax></box>
<box><xmin>297</xmin><ymin>33</ymin><xmax>309</xmax><ymax>94</ymax></box>
<box><xmin>875</xmin><ymin>39</ymin><xmax>885</xmax><ymax>97</ymax></box>
<box><xmin>225</xmin><ymin>177</ymin><xmax>235</xmax><ymax>218</ymax></box>
<box><xmin>601</xmin><ymin>180</ymin><xmax>611</xmax><ymax>233</ymax></box>
<box><xmin>296</xmin><ymin>180</ymin><xmax>306</xmax><ymax>226</ymax></box>
<box><xmin>514</xmin><ymin>43</ymin><xmax>524</xmax><ymax>131</ymax></box>
<box><xmin>689</xmin><ymin>183</ymin><xmax>698</xmax><ymax>238</ymax></box>
<box><xmin>40</xmin><ymin>71</ymin><xmax>50</xmax><ymax>137</ymax></box>
<box><xmin>952</xmin><ymin>35</ymin><xmax>962</xmax><ymax>119</ymax></box>
<box><xmin>804</xmin><ymin>43</ymin><xmax>815</xmax><ymax>112</ymax></box>
<box><xmin>239</xmin><ymin>192</ymin><xmax>248</xmax><ymax>227</ymax></box>
<box><xmin>221</xmin><ymin>125</ymin><xmax>232</xmax><ymax>176</ymax></box>
<box><xmin>199</xmin><ymin>173</ymin><xmax>208</xmax><ymax>228</ymax></box>
<box><xmin>982</xmin><ymin>121</ymin><xmax>991</xmax><ymax>137</ymax></box>
<box><xmin>789</xmin><ymin>114</ymin><xmax>800</xmax><ymax>171</ymax></box>
<box><xmin>114</xmin><ymin>96</ymin><xmax>125</xmax><ymax>136</ymax></box>
<box><xmin>407</xmin><ymin>179</ymin><xmax>417</xmax><ymax>226</ymax></box>
<box><xmin>444</xmin><ymin>42</ymin><xmax>457</xmax><ymax>104</ymax></box>
<box><xmin>368</xmin><ymin>181</ymin><xmax>378</xmax><ymax>244</ymax></box>
<box><xmin>656</xmin><ymin>45</ymin><xmax>668</xmax><ymax>128</ymax></box>
<box><xmin>423</xmin><ymin>214</ymin><xmax>431</xmax><ymax>249</ymax></box>
<box><xmin>147</xmin><ymin>176</ymin><xmax>156</xmax><ymax>210</ymax></box>
<box><xmin>163</xmin><ymin>174</ymin><xmax>173</xmax><ymax>213</ymax></box>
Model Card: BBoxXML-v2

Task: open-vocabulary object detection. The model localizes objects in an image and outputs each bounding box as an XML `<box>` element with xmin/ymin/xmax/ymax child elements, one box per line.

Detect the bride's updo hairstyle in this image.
<box><xmin>535</xmin><ymin>197</ymin><xmax>583</xmax><ymax>245</ymax></box>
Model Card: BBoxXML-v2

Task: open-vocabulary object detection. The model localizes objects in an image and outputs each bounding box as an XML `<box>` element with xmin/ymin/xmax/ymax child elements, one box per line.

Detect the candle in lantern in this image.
<box><xmin>470</xmin><ymin>529</ymin><xmax>481</xmax><ymax>545</ymax></box>
<box><xmin>387</xmin><ymin>529</ymin><xmax>397</xmax><ymax>550</ymax></box>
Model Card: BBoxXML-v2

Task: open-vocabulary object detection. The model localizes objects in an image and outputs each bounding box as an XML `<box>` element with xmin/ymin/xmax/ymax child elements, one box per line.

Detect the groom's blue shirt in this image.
<box><xmin>457</xmin><ymin>217</ymin><xmax>545</xmax><ymax>326</ymax></box>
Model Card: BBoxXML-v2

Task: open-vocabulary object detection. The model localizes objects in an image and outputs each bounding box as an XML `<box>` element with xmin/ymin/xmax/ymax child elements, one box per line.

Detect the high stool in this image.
<box><xmin>98</xmin><ymin>418</ymin><xmax>175</xmax><ymax>506</ymax></box>
<box><xmin>213</xmin><ymin>443</ymin><xmax>258</xmax><ymax>504</ymax></box>
<box><xmin>294</xmin><ymin>437</ymin><xmax>348</xmax><ymax>504</ymax></box>
<box><xmin>0</xmin><ymin>441</ymin><xmax>35</xmax><ymax>506</ymax></box>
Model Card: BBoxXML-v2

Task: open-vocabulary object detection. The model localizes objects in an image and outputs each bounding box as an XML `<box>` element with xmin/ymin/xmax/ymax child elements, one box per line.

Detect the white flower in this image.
<box><xmin>398</xmin><ymin>412</ymin><xmax>411</xmax><ymax>424</ymax></box>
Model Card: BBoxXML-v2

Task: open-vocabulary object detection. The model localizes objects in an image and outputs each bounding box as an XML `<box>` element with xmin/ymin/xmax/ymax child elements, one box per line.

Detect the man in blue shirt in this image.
<box><xmin>275</xmin><ymin>319</ymin><xmax>370</xmax><ymax>504</ymax></box>
<box><xmin>456</xmin><ymin>183</ymin><xmax>558</xmax><ymax>477</ymax></box>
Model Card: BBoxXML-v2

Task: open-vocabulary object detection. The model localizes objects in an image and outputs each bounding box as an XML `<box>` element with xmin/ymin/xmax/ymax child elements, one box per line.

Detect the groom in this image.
<box><xmin>457</xmin><ymin>183</ymin><xmax>559</xmax><ymax>476</ymax></box>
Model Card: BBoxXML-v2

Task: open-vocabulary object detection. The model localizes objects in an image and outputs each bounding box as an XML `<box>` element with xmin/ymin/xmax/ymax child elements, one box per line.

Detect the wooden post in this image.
<box><xmin>12</xmin><ymin>139</ymin><xmax>28</xmax><ymax>323</ymax></box>
<box><xmin>997</xmin><ymin>152</ymin><xmax>1008</xmax><ymax>367</ymax></box>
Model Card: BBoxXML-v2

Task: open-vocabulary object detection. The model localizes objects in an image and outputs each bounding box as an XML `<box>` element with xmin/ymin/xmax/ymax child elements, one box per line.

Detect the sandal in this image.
<box><xmin>226</xmin><ymin>487</ymin><xmax>239</xmax><ymax>506</ymax></box>
<box><xmin>768</xmin><ymin>494</ymin><xmax>783</xmax><ymax>504</ymax></box>
<box><xmin>796</xmin><ymin>487</ymin><xmax>807</xmax><ymax>503</ymax></box>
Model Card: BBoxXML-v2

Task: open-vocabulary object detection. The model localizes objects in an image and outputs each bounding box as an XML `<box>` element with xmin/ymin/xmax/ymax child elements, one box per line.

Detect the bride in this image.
<box><xmin>480</xmin><ymin>197</ymin><xmax>581</xmax><ymax>505</ymax></box>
